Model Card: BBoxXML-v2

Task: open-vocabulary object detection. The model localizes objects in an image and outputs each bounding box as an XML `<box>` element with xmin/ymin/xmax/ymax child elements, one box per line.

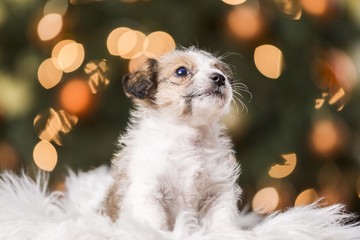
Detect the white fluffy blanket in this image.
<box><xmin>0</xmin><ymin>166</ymin><xmax>359</xmax><ymax>240</ymax></box>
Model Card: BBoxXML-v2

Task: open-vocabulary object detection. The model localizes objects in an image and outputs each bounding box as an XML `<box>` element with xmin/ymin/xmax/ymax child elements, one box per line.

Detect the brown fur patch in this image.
<box><xmin>122</xmin><ymin>58</ymin><xmax>158</xmax><ymax>107</ymax></box>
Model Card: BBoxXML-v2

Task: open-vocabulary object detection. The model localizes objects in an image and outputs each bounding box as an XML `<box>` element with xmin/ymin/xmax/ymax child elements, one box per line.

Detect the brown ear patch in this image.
<box><xmin>122</xmin><ymin>58</ymin><xmax>158</xmax><ymax>102</ymax></box>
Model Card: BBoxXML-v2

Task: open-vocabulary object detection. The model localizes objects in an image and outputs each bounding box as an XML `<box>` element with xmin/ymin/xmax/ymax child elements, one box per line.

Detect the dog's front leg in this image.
<box><xmin>120</xmin><ymin>182</ymin><xmax>168</xmax><ymax>230</ymax></box>
<box><xmin>202</xmin><ymin>190</ymin><xmax>241</xmax><ymax>232</ymax></box>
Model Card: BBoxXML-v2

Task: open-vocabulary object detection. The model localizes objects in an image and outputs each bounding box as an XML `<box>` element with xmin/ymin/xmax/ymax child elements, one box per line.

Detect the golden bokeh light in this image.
<box><xmin>37</xmin><ymin>58</ymin><xmax>63</xmax><ymax>89</ymax></box>
<box><xmin>252</xmin><ymin>187</ymin><xmax>279</xmax><ymax>214</ymax></box>
<box><xmin>33</xmin><ymin>140</ymin><xmax>58</xmax><ymax>172</ymax></box>
<box><xmin>295</xmin><ymin>188</ymin><xmax>318</xmax><ymax>206</ymax></box>
<box><xmin>128</xmin><ymin>54</ymin><xmax>148</xmax><ymax>72</ymax></box>
<box><xmin>275</xmin><ymin>0</ymin><xmax>302</xmax><ymax>20</ymax></box>
<box><xmin>312</xmin><ymin>49</ymin><xmax>357</xmax><ymax>111</ymax></box>
<box><xmin>55</xmin><ymin>41</ymin><xmax>85</xmax><ymax>73</ymax></box>
<box><xmin>57</xmin><ymin>110</ymin><xmax>78</xmax><ymax>133</ymax></box>
<box><xmin>37</xmin><ymin>13</ymin><xmax>63</xmax><ymax>41</ymax></box>
<box><xmin>311</xmin><ymin>119</ymin><xmax>341</xmax><ymax>156</ymax></box>
<box><xmin>34</xmin><ymin>108</ymin><xmax>62</xmax><ymax>145</ymax></box>
<box><xmin>60</xmin><ymin>79</ymin><xmax>92</xmax><ymax>115</ymax></box>
<box><xmin>222</xmin><ymin>0</ymin><xmax>247</xmax><ymax>6</ymax></box>
<box><xmin>301</xmin><ymin>0</ymin><xmax>329</xmax><ymax>16</ymax></box>
<box><xmin>120</xmin><ymin>30</ymin><xmax>146</xmax><ymax>59</ymax></box>
<box><xmin>107</xmin><ymin>27</ymin><xmax>131</xmax><ymax>56</ymax></box>
<box><xmin>227</xmin><ymin>5</ymin><xmax>263</xmax><ymax>41</ymax></box>
<box><xmin>84</xmin><ymin>60</ymin><xmax>110</xmax><ymax>94</ymax></box>
<box><xmin>268</xmin><ymin>153</ymin><xmax>297</xmax><ymax>179</ymax></box>
<box><xmin>143</xmin><ymin>31</ymin><xmax>176</xmax><ymax>58</ymax></box>
<box><xmin>44</xmin><ymin>0</ymin><xmax>69</xmax><ymax>16</ymax></box>
<box><xmin>254</xmin><ymin>44</ymin><xmax>284</xmax><ymax>79</ymax></box>
<box><xmin>34</xmin><ymin>108</ymin><xmax>78</xmax><ymax>146</ymax></box>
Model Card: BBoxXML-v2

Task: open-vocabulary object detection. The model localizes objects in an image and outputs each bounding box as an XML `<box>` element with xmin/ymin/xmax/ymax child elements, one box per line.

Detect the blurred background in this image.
<box><xmin>0</xmin><ymin>0</ymin><xmax>359</xmax><ymax>216</ymax></box>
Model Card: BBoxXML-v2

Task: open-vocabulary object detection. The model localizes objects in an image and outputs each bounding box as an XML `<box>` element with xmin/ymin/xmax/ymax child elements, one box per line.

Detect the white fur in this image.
<box><xmin>110</xmin><ymin>49</ymin><xmax>240</xmax><ymax>231</ymax></box>
<box><xmin>0</xmin><ymin>168</ymin><xmax>359</xmax><ymax>239</ymax></box>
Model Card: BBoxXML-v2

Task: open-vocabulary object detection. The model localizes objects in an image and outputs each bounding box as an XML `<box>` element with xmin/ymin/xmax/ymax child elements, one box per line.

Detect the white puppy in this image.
<box><xmin>104</xmin><ymin>47</ymin><xmax>244</xmax><ymax>231</ymax></box>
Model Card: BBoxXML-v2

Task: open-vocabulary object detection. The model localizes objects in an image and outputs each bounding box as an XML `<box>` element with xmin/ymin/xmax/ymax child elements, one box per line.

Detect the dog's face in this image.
<box><xmin>122</xmin><ymin>48</ymin><xmax>234</xmax><ymax>125</ymax></box>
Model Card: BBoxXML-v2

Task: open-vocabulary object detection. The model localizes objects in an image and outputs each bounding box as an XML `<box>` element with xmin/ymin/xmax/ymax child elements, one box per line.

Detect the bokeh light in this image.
<box><xmin>34</xmin><ymin>108</ymin><xmax>62</xmax><ymax>145</ymax></box>
<box><xmin>0</xmin><ymin>1</ymin><xmax>7</xmax><ymax>27</ymax></box>
<box><xmin>52</xmin><ymin>40</ymin><xmax>85</xmax><ymax>73</ymax></box>
<box><xmin>44</xmin><ymin>0</ymin><xmax>69</xmax><ymax>16</ymax></box>
<box><xmin>119</xmin><ymin>30</ymin><xmax>146</xmax><ymax>59</ymax></box>
<box><xmin>37</xmin><ymin>58</ymin><xmax>63</xmax><ymax>89</ymax></box>
<box><xmin>128</xmin><ymin>54</ymin><xmax>148</xmax><ymax>72</ymax></box>
<box><xmin>227</xmin><ymin>5</ymin><xmax>263</xmax><ymax>41</ymax></box>
<box><xmin>143</xmin><ymin>31</ymin><xmax>176</xmax><ymax>58</ymax></box>
<box><xmin>34</xmin><ymin>108</ymin><xmax>78</xmax><ymax>146</ymax></box>
<box><xmin>59</xmin><ymin>79</ymin><xmax>92</xmax><ymax>115</ymax></box>
<box><xmin>254</xmin><ymin>44</ymin><xmax>284</xmax><ymax>79</ymax></box>
<box><xmin>311</xmin><ymin>49</ymin><xmax>357</xmax><ymax>110</ymax></box>
<box><xmin>37</xmin><ymin>13</ymin><xmax>63</xmax><ymax>41</ymax></box>
<box><xmin>0</xmin><ymin>141</ymin><xmax>20</xmax><ymax>171</ymax></box>
<box><xmin>107</xmin><ymin>27</ymin><xmax>132</xmax><ymax>56</ymax></box>
<box><xmin>84</xmin><ymin>59</ymin><xmax>110</xmax><ymax>94</ymax></box>
<box><xmin>33</xmin><ymin>140</ymin><xmax>58</xmax><ymax>172</ymax></box>
<box><xmin>268</xmin><ymin>153</ymin><xmax>297</xmax><ymax>179</ymax></box>
<box><xmin>252</xmin><ymin>187</ymin><xmax>279</xmax><ymax>214</ymax></box>
<box><xmin>295</xmin><ymin>188</ymin><xmax>318</xmax><ymax>206</ymax></box>
<box><xmin>301</xmin><ymin>0</ymin><xmax>329</xmax><ymax>17</ymax></box>
<box><xmin>275</xmin><ymin>0</ymin><xmax>302</xmax><ymax>20</ymax></box>
<box><xmin>107</xmin><ymin>27</ymin><xmax>175</xmax><ymax>66</ymax></box>
<box><xmin>222</xmin><ymin>0</ymin><xmax>247</xmax><ymax>6</ymax></box>
<box><xmin>0</xmin><ymin>73</ymin><xmax>34</xmax><ymax>118</ymax></box>
<box><xmin>311</xmin><ymin>119</ymin><xmax>342</xmax><ymax>156</ymax></box>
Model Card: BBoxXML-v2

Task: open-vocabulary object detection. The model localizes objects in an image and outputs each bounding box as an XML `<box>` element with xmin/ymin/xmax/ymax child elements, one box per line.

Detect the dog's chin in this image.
<box><xmin>187</xmin><ymin>88</ymin><xmax>232</xmax><ymax>123</ymax></box>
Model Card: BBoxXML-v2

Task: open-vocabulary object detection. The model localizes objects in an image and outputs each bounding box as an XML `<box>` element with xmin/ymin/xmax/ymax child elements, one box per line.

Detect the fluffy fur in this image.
<box><xmin>104</xmin><ymin>48</ymin><xmax>241</xmax><ymax>231</ymax></box>
<box><xmin>0</xmin><ymin>48</ymin><xmax>359</xmax><ymax>239</ymax></box>
<box><xmin>0</xmin><ymin>167</ymin><xmax>359</xmax><ymax>239</ymax></box>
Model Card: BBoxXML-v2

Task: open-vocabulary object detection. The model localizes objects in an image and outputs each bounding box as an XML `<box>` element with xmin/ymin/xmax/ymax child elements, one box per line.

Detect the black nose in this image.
<box><xmin>210</xmin><ymin>73</ymin><xmax>226</xmax><ymax>87</ymax></box>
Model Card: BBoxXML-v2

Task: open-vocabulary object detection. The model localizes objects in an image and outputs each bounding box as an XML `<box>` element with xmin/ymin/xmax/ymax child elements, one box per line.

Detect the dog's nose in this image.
<box><xmin>210</xmin><ymin>73</ymin><xmax>226</xmax><ymax>87</ymax></box>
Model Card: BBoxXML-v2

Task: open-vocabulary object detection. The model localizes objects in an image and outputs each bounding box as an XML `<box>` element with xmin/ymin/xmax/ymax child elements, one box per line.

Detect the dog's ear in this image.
<box><xmin>122</xmin><ymin>59</ymin><xmax>158</xmax><ymax>101</ymax></box>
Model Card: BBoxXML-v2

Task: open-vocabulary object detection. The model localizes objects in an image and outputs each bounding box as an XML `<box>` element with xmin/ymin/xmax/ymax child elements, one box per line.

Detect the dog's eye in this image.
<box><xmin>175</xmin><ymin>67</ymin><xmax>189</xmax><ymax>77</ymax></box>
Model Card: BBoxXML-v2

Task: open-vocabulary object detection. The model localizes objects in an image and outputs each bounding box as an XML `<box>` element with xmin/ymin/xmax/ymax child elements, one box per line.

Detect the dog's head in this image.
<box><xmin>122</xmin><ymin>47</ymin><xmax>235</xmax><ymax>125</ymax></box>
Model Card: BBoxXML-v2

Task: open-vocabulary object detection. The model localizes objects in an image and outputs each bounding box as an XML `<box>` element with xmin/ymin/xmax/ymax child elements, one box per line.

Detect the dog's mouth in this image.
<box><xmin>184</xmin><ymin>86</ymin><xmax>229</xmax><ymax>100</ymax></box>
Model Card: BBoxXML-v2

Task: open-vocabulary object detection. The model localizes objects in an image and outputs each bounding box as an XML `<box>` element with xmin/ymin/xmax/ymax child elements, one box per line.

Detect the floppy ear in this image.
<box><xmin>122</xmin><ymin>59</ymin><xmax>158</xmax><ymax>100</ymax></box>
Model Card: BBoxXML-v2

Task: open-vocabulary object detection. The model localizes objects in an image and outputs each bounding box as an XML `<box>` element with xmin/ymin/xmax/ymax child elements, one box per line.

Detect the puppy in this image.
<box><xmin>104</xmin><ymin>47</ymin><xmax>244</xmax><ymax>231</ymax></box>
